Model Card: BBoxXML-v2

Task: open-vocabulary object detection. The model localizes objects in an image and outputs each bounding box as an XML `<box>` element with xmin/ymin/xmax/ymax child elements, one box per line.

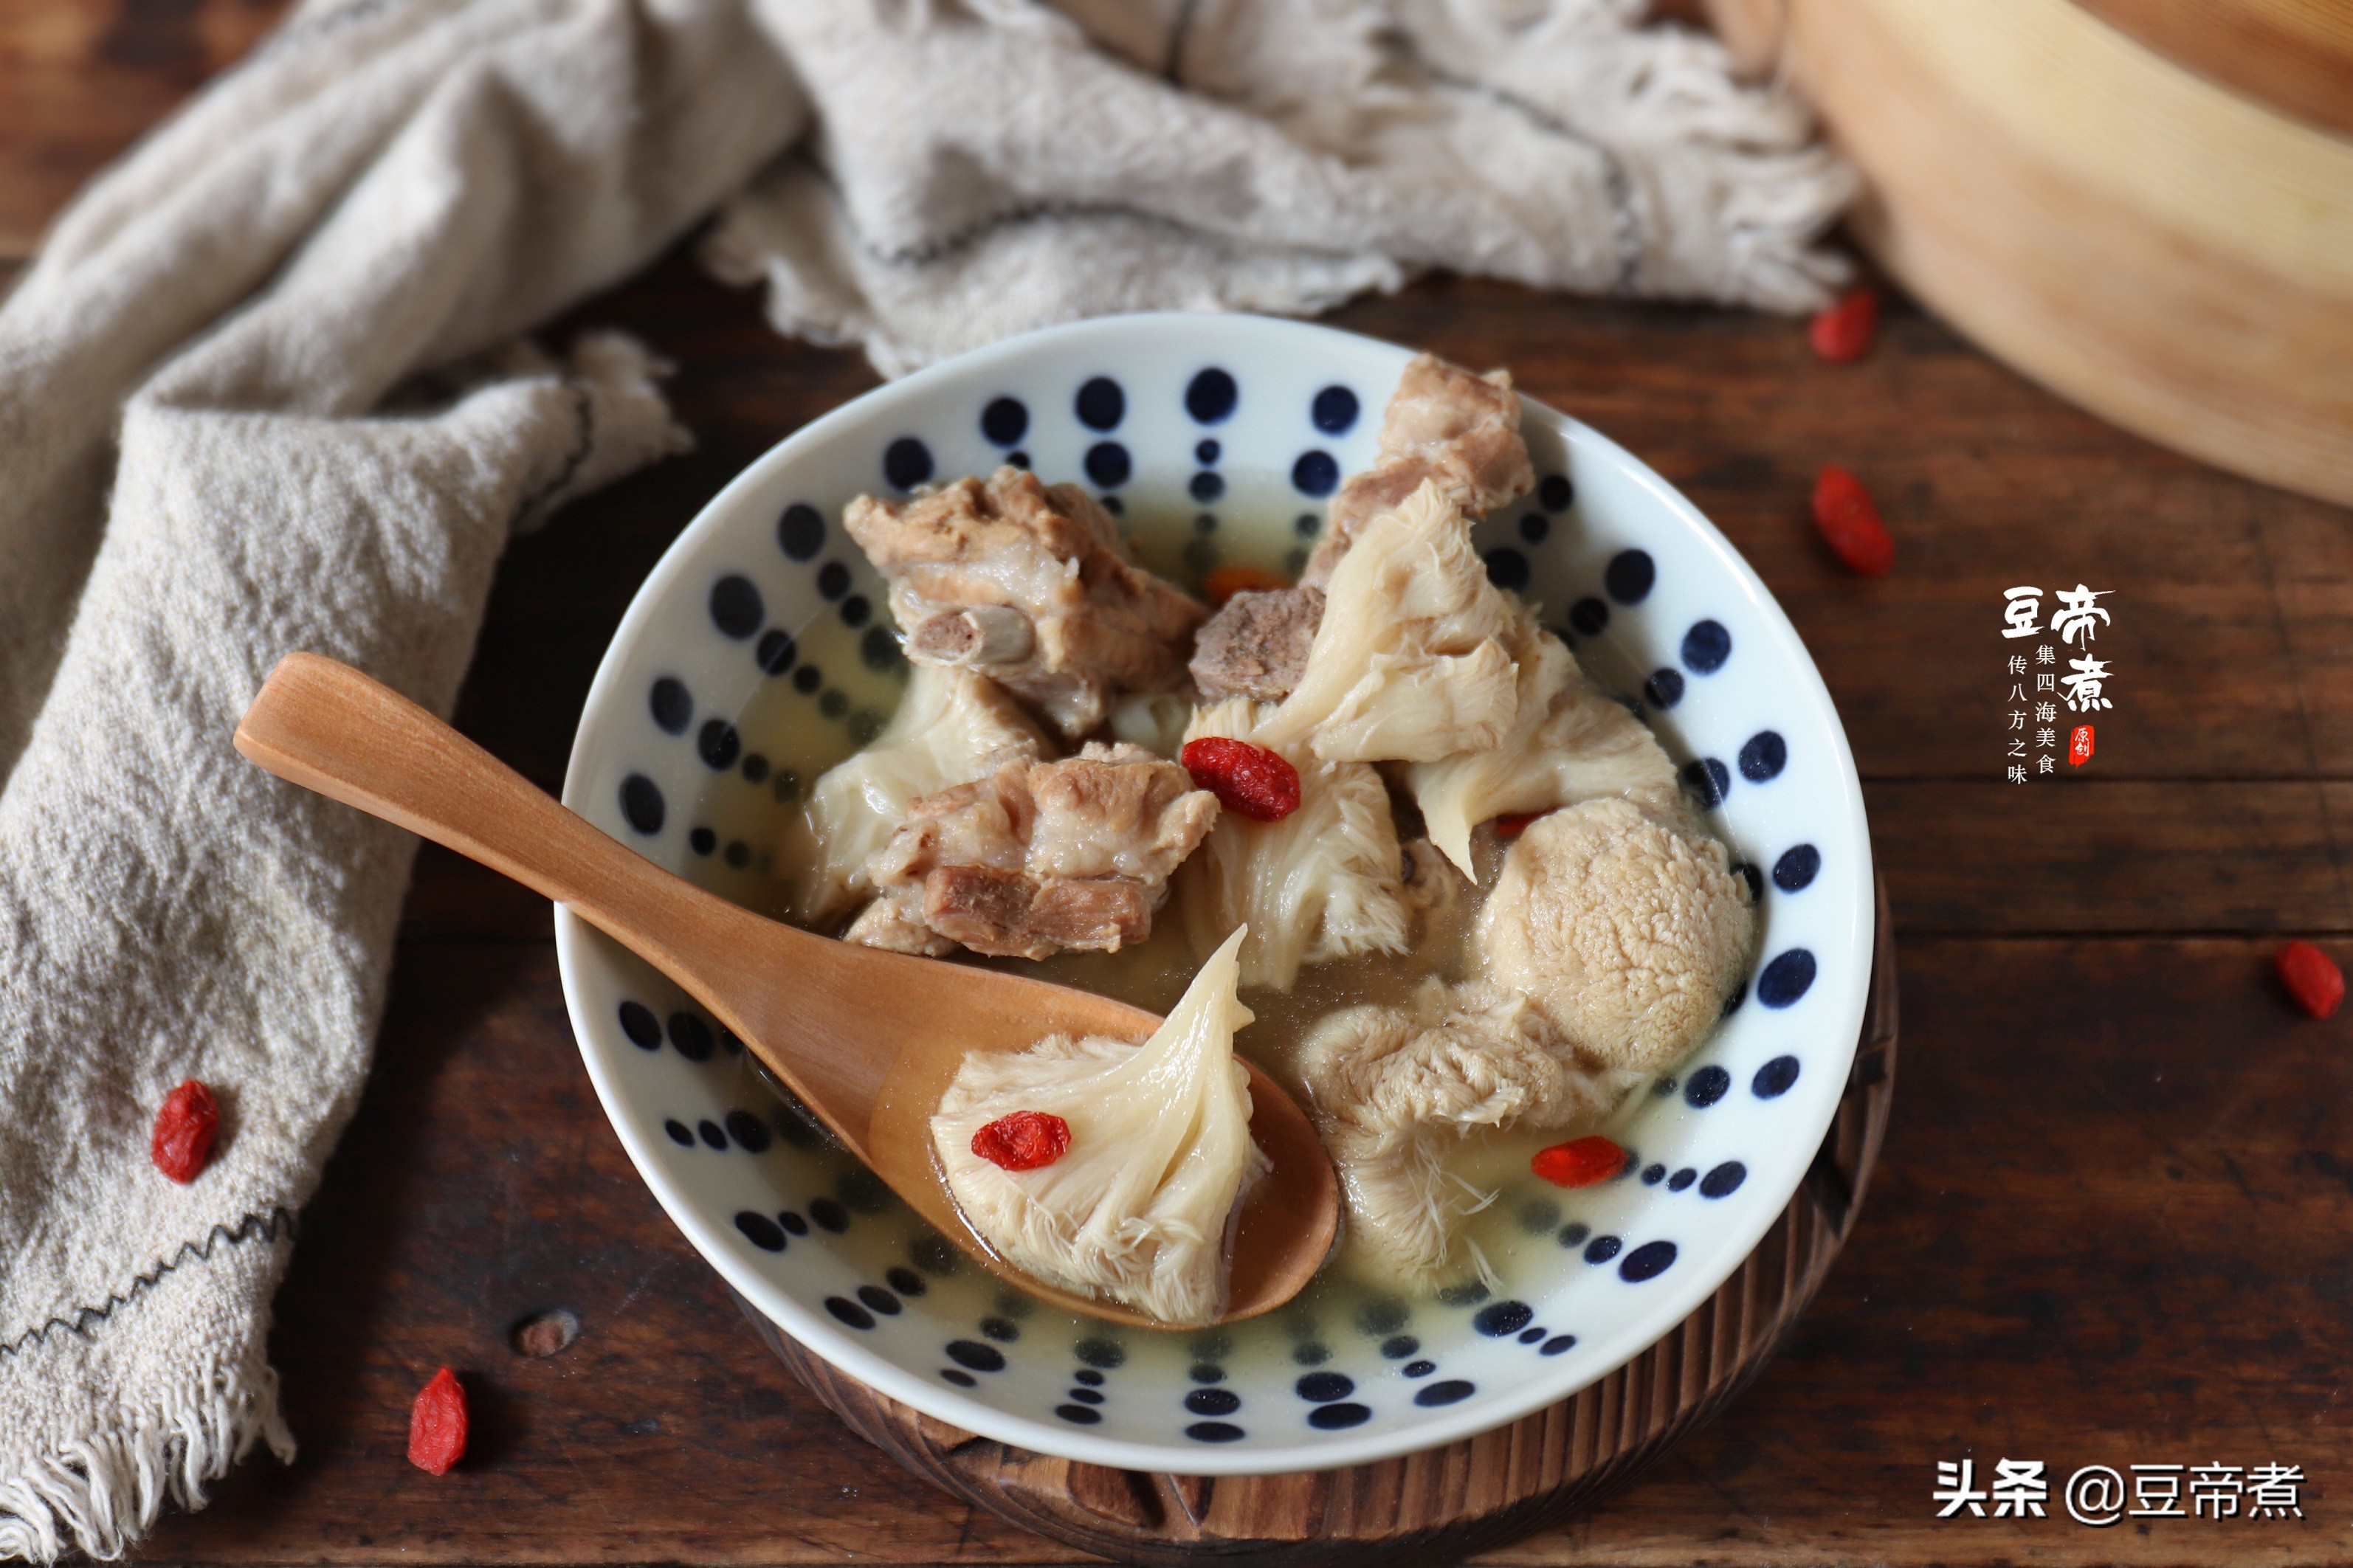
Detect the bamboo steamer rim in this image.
<box><xmin>1835</xmin><ymin>0</ymin><xmax>2353</xmax><ymax>291</ymax></box>
<box><xmin>2067</xmin><ymin>0</ymin><xmax>2353</xmax><ymax>142</ymax></box>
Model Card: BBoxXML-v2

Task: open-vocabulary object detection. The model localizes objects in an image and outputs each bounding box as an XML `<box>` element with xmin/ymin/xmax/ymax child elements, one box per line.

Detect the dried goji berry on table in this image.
<box><xmin>972</xmin><ymin>1111</ymin><xmax>1072</xmax><ymax>1172</ymax></box>
<box><xmin>1181</xmin><ymin>736</ymin><xmax>1302</xmax><ymax>822</ymax></box>
<box><xmin>1808</xmin><ymin>287</ymin><xmax>1879</xmax><ymax>363</ymax></box>
<box><xmin>151</xmin><ymin>1080</ymin><xmax>219</xmax><ymax>1184</ymax></box>
<box><xmin>1493</xmin><ymin>810</ymin><xmax>1551</xmax><ymax>840</ymax></box>
<box><xmin>1531</xmin><ymin>1136</ymin><xmax>1627</xmax><ymax>1189</ymax></box>
<box><xmin>1811</xmin><ymin>465</ymin><xmax>1895</xmax><ymax>577</ymax></box>
<box><xmin>1203</xmin><ymin>565</ymin><xmax>1292</xmax><ymax>607</ymax></box>
<box><xmin>407</xmin><ymin>1367</ymin><xmax>469</xmax><ymax>1475</ymax></box>
<box><xmin>2277</xmin><ymin>941</ymin><xmax>2345</xmax><ymax>1020</ymax></box>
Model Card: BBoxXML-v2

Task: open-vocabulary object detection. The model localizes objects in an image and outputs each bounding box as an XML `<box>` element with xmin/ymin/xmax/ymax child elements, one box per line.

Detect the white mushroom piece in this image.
<box><xmin>778</xmin><ymin>665</ymin><xmax>1047</xmax><ymax>927</ymax></box>
<box><xmin>1475</xmin><ymin>798</ymin><xmax>1755</xmax><ymax>1077</ymax></box>
<box><xmin>1404</xmin><ymin>608</ymin><xmax>1688</xmax><ymax>880</ymax></box>
<box><xmin>845</xmin><ymin>742</ymin><xmax>1218</xmax><ymax>960</ymax></box>
<box><xmin>931</xmin><ymin>927</ymin><xmax>1269</xmax><ymax>1325</ymax></box>
<box><xmin>1176</xmin><ymin>697</ymin><xmax>1410</xmax><ymax>992</ymax></box>
<box><xmin>844</xmin><ymin>466</ymin><xmax>1206</xmax><ymax>740</ymax></box>
<box><xmin>1300</xmin><ymin>979</ymin><xmax>1635</xmax><ymax>1282</ymax></box>
<box><xmin>1251</xmin><ymin>480</ymin><xmax>1520</xmax><ymax>763</ymax></box>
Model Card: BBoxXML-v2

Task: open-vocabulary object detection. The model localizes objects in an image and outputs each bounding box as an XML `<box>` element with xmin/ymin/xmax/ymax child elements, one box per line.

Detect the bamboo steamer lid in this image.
<box><xmin>1705</xmin><ymin>0</ymin><xmax>2353</xmax><ymax>508</ymax></box>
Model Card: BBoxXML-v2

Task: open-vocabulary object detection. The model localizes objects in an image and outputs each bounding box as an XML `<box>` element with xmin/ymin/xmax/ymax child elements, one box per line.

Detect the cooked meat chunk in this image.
<box><xmin>1177</xmin><ymin>698</ymin><xmax>1410</xmax><ymax>991</ymax></box>
<box><xmin>1475</xmin><ymin>798</ymin><xmax>1754</xmax><ymax>1076</ymax></box>
<box><xmin>845</xmin><ymin>467</ymin><xmax>1205</xmax><ymax>739</ymax></box>
<box><xmin>1406</xmin><ymin>610</ymin><xmax>1687</xmax><ymax>877</ymax></box>
<box><xmin>1303</xmin><ymin>355</ymin><xmax>1534</xmax><ymax>587</ymax></box>
<box><xmin>779</xmin><ymin>665</ymin><xmax>1047</xmax><ymax>926</ymax></box>
<box><xmin>847</xmin><ymin>742</ymin><xmax>1218</xmax><ymax>960</ymax></box>
<box><xmin>1301</xmin><ymin>978</ymin><xmax>1633</xmax><ymax>1281</ymax></box>
<box><xmin>931</xmin><ymin>928</ymin><xmax>1267</xmax><ymax>1325</ymax></box>
<box><xmin>1189</xmin><ymin>585</ymin><xmax>1325</xmax><ymax>703</ymax></box>
<box><xmin>1255</xmin><ymin>480</ymin><xmax>1519</xmax><ymax>762</ymax></box>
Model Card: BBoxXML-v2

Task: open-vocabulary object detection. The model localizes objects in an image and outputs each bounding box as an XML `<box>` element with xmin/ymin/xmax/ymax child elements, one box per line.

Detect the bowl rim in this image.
<box><xmin>556</xmin><ymin>309</ymin><xmax>1875</xmax><ymax>1475</ymax></box>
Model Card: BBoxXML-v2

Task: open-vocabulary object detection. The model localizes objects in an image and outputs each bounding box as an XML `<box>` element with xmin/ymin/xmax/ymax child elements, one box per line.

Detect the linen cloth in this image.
<box><xmin>0</xmin><ymin>0</ymin><xmax>1849</xmax><ymax>1560</ymax></box>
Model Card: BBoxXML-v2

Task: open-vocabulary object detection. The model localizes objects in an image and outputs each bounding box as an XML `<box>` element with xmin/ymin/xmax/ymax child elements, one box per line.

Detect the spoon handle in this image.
<box><xmin>234</xmin><ymin>651</ymin><xmax>785</xmax><ymax>1023</ymax></box>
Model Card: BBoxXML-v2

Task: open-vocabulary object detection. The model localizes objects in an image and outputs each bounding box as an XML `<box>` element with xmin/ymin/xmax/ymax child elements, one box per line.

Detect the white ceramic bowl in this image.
<box><xmin>557</xmin><ymin>313</ymin><xmax>1873</xmax><ymax>1475</ymax></box>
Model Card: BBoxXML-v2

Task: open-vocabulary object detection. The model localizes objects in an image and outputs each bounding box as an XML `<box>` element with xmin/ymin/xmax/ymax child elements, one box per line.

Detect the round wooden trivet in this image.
<box><xmin>743</xmin><ymin>877</ymin><xmax>1898</xmax><ymax>1568</ymax></box>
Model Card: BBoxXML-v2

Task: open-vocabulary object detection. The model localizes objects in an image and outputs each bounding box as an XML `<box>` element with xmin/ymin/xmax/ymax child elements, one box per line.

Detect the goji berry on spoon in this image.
<box><xmin>972</xmin><ymin>1111</ymin><xmax>1072</xmax><ymax>1171</ymax></box>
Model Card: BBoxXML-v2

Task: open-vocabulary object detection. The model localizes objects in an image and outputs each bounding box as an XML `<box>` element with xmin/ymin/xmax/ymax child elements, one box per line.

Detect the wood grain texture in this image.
<box><xmin>28</xmin><ymin>242</ymin><xmax>2321</xmax><ymax>1568</ymax></box>
<box><xmin>0</xmin><ymin>0</ymin><xmax>294</xmax><ymax>258</ymax></box>
<box><xmin>131</xmin><ymin>928</ymin><xmax>2353</xmax><ymax>1566</ymax></box>
<box><xmin>744</xmin><ymin>884</ymin><xmax>1897</xmax><ymax>1567</ymax></box>
<box><xmin>3</xmin><ymin>8</ymin><xmax>2346</xmax><ymax>1555</ymax></box>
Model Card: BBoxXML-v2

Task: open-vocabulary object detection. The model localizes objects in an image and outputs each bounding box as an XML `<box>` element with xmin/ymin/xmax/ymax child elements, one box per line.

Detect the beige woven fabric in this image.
<box><xmin>708</xmin><ymin>0</ymin><xmax>1854</xmax><ymax>375</ymax></box>
<box><xmin>0</xmin><ymin>1</ymin><xmax>1844</xmax><ymax>1560</ymax></box>
<box><xmin>0</xmin><ymin>1</ymin><xmax>799</xmax><ymax>1558</ymax></box>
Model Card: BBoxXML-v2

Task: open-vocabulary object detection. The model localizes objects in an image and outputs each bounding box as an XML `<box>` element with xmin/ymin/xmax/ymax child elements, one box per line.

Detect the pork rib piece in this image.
<box><xmin>1188</xmin><ymin>584</ymin><xmax>1324</xmax><ymax>704</ymax></box>
<box><xmin>1302</xmin><ymin>354</ymin><xmax>1534</xmax><ymax>588</ymax></box>
<box><xmin>1188</xmin><ymin>355</ymin><xmax>1535</xmax><ymax>704</ymax></box>
<box><xmin>845</xmin><ymin>743</ymin><xmax>1218</xmax><ymax>961</ymax></box>
<box><xmin>845</xmin><ymin>467</ymin><xmax>1205</xmax><ymax>740</ymax></box>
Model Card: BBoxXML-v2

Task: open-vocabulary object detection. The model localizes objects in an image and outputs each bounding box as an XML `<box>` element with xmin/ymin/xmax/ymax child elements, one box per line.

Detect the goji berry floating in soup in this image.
<box><xmin>761</xmin><ymin>353</ymin><xmax>1758</xmax><ymax>1322</ymax></box>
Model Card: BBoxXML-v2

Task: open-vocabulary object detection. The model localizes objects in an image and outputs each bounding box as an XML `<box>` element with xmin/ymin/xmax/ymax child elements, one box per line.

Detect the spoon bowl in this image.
<box><xmin>234</xmin><ymin>652</ymin><xmax>1339</xmax><ymax>1328</ymax></box>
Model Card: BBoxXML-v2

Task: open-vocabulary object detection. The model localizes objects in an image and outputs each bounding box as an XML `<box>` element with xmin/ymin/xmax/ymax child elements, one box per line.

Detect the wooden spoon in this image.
<box><xmin>234</xmin><ymin>653</ymin><xmax>1339</xmax><ymax>1329</ymax></box>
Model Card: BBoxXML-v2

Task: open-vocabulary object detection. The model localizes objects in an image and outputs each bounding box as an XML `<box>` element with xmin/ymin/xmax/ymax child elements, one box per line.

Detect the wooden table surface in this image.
<box><xmin>9</xmin><ymin>6</ymin><xmax>2352</xmax><ymax>1564</ymax></box>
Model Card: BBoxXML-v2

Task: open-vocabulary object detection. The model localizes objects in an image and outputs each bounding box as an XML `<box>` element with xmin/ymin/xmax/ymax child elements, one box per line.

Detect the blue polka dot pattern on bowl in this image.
<box><xmin>1757</xmin><ymin>950</ymin><xmax>1817</xmax><ymax>1007</ymax></box>
<box><xmin>1186</xmin><ymin>368</ymin><xmax>1238</xmax><ymax>424</ymax></box>
<box><xmin>1292</xmin><ymin>449</ymin><xmax>1339</xmax><ymax>497</ymax></box>
<box><xmin>561</xmin><ymin>317</ymin><xmax>1872</xmax><ymax>1475</ymax></box>
<box><xmin>1075</xmin><ymin>376</ymin><xmax>1124</xmax><ymax>429</ymax></box>
<box><xmin>981</xmin><ymin>397</ymin><xmax>1027</xmax><ymax>446</ymax></box>
<box><xmin>1312</xmin><ymin>385</ymin><xmax>1359</xmax><ymax>434</ymax></box>
<box><xmin>882</xmin><ymin>438</ymin><xmax>931</xmax><ymax>491</ymax></box>
<box><xmin>1682</xmin><ymin>618</ymin><xmax>1732</xmax><ymax>673</ymax></box>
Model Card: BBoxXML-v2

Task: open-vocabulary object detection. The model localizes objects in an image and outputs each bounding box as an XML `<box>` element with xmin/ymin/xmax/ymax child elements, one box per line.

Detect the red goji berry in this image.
<box><xmin>972</xmin><ymin>1111</ymin><xmax>1072</xmax><ymax>1172</ymax></box>
<box><xmin>1181</xmin><ymin>736</ymin><xmax>1302</xmax><ymax>822</ymax></box>
<box><xmin>151</xmin><ymin>1080</ymin><xmax>218</xmax><ymax>1184</ymax></box>
<box><xmin>1493</xmin><ymin>810</ymin><xmax>1552</xmax><ymax>840</ymax></box>
<box><xmin>407</xmin><ymin>1367</ymin><xmax>469</xmax><ymax>1476</ymax></box>
<box><xmin>1530</xmin><ymin>1136</ymin><xmax>1627</xmax><ymax>1189</ymax></box>
<box><xmin>2277</xmin><ymin>941</ymin><xmax>2346</xmax><ymax>1020</ymax></box>
<box><xmin>1808</xmin><ymin>287</ymin><xmax>1878</xmax><ymax>363</ymax></box>
<box><xmin>1203</xmin><ymin>566</ymin><xmax>1292</xmax><ymax>607</ymax></box>
<box><xmin>2069</xmin><ymin>725</ymin><xmax>2095</xmax><ymax>767</ymax></box>
<box><xmin>1811</xmin><ymin>465</ymin><xmax>1895</xmax><ymax>577</ymax></box>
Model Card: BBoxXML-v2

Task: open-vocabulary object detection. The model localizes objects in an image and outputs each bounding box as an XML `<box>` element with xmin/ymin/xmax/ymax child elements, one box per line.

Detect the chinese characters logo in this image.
<box><xmin>2001</xmin><ymin>584</ymin><xmax>2113</xmax><ymax>781</ymax></box>
<box><xmin>1936</xmin><ymin>1459</ymin><xmax>2305</xmax><ymax>1527</ymax></box>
